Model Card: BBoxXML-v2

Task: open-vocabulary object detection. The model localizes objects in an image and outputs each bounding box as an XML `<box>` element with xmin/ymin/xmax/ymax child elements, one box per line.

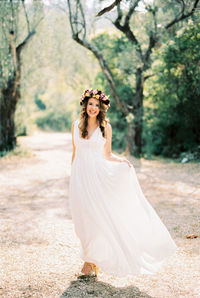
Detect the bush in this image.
<box><xmin>35</xmin><ymin>111</ymin><xmax>72</xmax><ymax>131</ymax></box>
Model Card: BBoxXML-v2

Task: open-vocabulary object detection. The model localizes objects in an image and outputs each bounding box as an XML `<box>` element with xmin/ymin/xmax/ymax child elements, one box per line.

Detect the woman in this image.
<box><xmin>69</xmin><ymin>88</ymin><xmax>177</xmax><ymax>278</ymax></box>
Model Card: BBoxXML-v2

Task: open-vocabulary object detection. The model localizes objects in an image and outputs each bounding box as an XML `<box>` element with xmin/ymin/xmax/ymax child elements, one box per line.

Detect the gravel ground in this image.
<box><xmin>0</xmin><ymin>130</ymin><xmax>199</xmax><ymax>298</ymax></box>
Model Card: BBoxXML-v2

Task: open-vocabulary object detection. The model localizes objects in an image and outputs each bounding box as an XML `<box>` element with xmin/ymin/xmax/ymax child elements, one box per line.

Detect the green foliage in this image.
<box><xmin>35</xmin><ymin>110</ymin><xmax>72</xmax><ymax>131</ymax></box>
<box><xmin>143</xmin><ymin>21</ymin><xmax>200</xmax><ymax>159</ymax></box>
<box><xmin>33</xmin><ymin>79</ymin><xmax>75</xmax><ymax>131</ymax></box>
<box><xmin>35</xmin><ymin>95</ymin><xmax>46</xmax><ymax>110</ymax></box>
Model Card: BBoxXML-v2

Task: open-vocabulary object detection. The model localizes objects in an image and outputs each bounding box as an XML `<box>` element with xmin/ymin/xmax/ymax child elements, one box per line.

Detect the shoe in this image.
<box><xmin>77</xmin><ymin>262</ymin><xmax>99</xmax><ymax>278</ymax></box>
<box><xmin>89</xmin><ymin>263</ymin><xmax>98</xmax><ymax>276</ymax></box>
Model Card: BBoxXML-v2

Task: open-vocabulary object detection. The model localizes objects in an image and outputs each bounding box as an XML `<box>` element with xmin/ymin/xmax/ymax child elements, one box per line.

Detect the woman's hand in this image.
<box><xmin>120</xmin><ymin>158</ymin><xmax>133</xmax><ymax>168</ymax></box>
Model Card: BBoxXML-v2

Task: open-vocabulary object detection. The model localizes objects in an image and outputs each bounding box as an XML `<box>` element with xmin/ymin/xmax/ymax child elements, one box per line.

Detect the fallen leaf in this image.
<box><xmin>186</xmin><ymin>234</ymin><xmax>198</xmax><ymax>239</ymax></box>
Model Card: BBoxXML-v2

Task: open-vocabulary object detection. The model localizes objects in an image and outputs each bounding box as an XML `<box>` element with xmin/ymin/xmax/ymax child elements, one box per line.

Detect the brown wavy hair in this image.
<box><xmin>78</xmin><ymin>97</ymin><xmax>109</xmax><ymax>139</ymax></box>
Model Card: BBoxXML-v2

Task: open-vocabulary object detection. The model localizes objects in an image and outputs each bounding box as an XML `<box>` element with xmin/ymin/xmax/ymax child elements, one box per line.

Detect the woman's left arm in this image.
<box><xmin>104</xmin><ymin>123</ymin><xmax>133</xmax><ymax>168</ymax></box>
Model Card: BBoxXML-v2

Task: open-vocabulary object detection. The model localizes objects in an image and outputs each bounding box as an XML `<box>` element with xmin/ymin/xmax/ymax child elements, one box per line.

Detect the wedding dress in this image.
<box><xmin>69</xmin><ymin>118</ymin><xmax>177</xmax><ymax>277</ymax></box>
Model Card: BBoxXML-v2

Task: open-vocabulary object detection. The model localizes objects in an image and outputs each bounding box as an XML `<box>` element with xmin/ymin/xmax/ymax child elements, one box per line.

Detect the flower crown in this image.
<box><xmin>80</xmin><ymin>89</ymin><xmax>110</xmax><ymax>111</ymax></box>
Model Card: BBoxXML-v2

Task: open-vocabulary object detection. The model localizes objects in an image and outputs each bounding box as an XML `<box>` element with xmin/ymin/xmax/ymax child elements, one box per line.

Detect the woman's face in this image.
<box><xmin>86</xmin><ymin>97</ymin><xmax>100</xmax><ymax>118</ymax></box>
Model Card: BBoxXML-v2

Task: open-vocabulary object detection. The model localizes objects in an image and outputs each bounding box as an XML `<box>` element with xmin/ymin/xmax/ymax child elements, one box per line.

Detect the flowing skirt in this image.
<box><xmin>69</xmin><ymin>153</ymin><xmax>177</xmax><ymax>277</ymax></box>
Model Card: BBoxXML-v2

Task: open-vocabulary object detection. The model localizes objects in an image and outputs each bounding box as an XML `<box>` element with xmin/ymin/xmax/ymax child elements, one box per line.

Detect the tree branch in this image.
<box><xmin>144</xmin><ymin>73</ymin><xmax>157</xmax><ymax>81</ymax></box>
<box><xmin>124</xmin><ymin>0</ymin><xmax>140</xmax><ymax>27</ymax></box>
<box><xmin>143</xmin><ymin>34</ymin><xmax>157</xmax><ymax>70</ymax></box>
<box><xmin>10</xmin><ymin>0</ymin><xmax>15</xmax><ymax>33</ymax></box>
<box><xmin>9</xmin><ymin>31</ymin><xmax>17</xmax><ymax>69</ymax></box>
<box><xmin>165</xmin><ymin>0</ymin><xmax>200</xmax><ymax>29</ymax></box>
<box><xmin>67</xmin><ymin>0</ymin><xmax>75</xmax><ymax>36</ymax></box>
<box><xmin>96</xmin><ymin>0</ymin><xmax>122</xmax><ymax>17</ymax></box>
<box><xmin>143</xmin><ymin>6</ymin><xmax>158</xmax><ymax>70</ymax></box>
<box><xmin>79</xmin><ymin>0</ymin><xmax>86</xmax><ymax>40</ymax></box>
<box><xmin>113</xmin><ymin>0</ymin><xmax>143</xmax><ymax>61</ymax></box>
<box><xmin>16</xmin><ymin>30</ymin><xmax>36</xmax><ymax>55</ymax></box>
<box><xmin>22</xmin><ymin>0</ymin><xmax>30</xmax><ymax>34</ymax></box>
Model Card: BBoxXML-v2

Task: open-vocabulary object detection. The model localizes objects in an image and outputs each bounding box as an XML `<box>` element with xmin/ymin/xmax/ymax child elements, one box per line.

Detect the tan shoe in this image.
<box><xmin>78</xmin><ymin>262</ymin><xmax>98</xmax><ymax>277</ymax></box>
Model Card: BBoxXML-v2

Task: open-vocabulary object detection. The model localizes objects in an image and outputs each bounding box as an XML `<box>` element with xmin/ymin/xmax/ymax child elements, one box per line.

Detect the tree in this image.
<box><xmin>67</xmin><ymin>0</ymin><xmax>199</xmax><ymax>156</ymax></box>
<box><xmin>143</xmin><ymin>20</ymin><xmax>200</xmax><ymax>158</ymax></box>
<box><xmin>0</xmin><ymin>0</ymin><xmax>43</xmax><ymax>153</ymax></box>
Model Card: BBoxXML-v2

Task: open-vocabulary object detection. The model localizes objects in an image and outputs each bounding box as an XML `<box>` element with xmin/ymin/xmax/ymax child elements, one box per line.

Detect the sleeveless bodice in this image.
<box><xmin>73</xmin><ymin>119</ymin><xmax>106</xmax><ymax>160</ymax></box>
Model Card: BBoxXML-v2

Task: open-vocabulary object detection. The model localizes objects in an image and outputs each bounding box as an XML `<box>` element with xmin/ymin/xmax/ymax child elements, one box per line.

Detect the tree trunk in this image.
<box><xmin>125</xmin><ymin>121</ymin><xmax>135</xmax><ymax>156</ymax></box>
<box><xmin>0</xmin><ymin>30</ymin><xmax>35</xmax><ymax>154</ymax></box>
<box><xmin>134</xmin><ymin>95</ymin><xmax>143</xmax><ymax>156</ymax></box>
<box><xmin>0</xmin><ymin>75</ymin><xmax>20</xmax><ymax>153</ymax></box>
<box><xmin>134</xmin><ymin>69</ymin><xmax>144</xmax><ymax>156</ymax></box>
<box><xmin>125</xmin><ymin>68</ymin><xmax>143</xmax><ymax>156</ymax></box>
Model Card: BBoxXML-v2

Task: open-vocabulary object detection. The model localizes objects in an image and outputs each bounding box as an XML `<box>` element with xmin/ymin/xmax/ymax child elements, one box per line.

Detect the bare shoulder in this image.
<box><xmin>105</xmin><ymin>121</ymin><xmax>112</xmax><ymax>139</ymax></box>
<box><xmin>71</xmin><ymin>120</ymin><xmax>77</xmax><ymax>132</ymax></box>
<box><xmin>106</xmin><ymin>121</ymin><xmax>112</xmax><ymax>131</ymax></box>
<box><xmin>72</xmin><ymin>119</ymin><xmax>78</xmax><ymax>128</ymax></box>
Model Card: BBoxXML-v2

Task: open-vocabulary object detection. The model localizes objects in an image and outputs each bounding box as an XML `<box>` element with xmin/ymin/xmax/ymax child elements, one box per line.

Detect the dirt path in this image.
<box><xmin>0</xmin><ymin>131</ymin><xmax>199</xmax><ymax>298</ymax></box>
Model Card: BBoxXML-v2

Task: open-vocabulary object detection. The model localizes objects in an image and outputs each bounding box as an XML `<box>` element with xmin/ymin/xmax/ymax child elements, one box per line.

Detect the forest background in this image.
<box><xmin>0</xmin><ymin>0</ymin><xmax>200</xmax><ymax>161</ymax></box>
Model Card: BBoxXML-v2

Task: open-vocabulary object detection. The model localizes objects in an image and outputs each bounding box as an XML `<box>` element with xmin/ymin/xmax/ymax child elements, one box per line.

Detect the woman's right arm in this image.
<box><xmin>71</xmin><ymin>122</ymin><xmax>76</xmax><ymax>165</ymax></box>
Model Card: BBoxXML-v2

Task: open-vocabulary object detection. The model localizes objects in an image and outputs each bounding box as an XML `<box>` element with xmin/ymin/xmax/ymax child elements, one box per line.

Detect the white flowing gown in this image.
<box><xmin>69</xmin><ymin>118</ymin><xmax>177</xmax><ymax>277</ymax></box>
